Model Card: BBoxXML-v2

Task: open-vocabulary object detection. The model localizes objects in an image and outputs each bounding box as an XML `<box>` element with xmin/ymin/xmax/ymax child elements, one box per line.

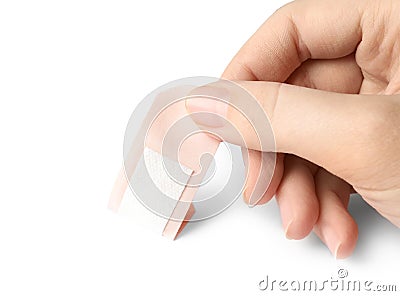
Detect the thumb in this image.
<box><xmin>185</xmin><ymin>80</ymin><xmax>395</xmax><ymax>181</ymax></box>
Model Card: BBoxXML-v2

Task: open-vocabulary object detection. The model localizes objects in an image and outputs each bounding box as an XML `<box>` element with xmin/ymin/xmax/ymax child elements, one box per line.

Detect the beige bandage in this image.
<box><xmin>109</xmin><ymin>87</ymin><xmax>220</xmax><ymax>239</ymax></box>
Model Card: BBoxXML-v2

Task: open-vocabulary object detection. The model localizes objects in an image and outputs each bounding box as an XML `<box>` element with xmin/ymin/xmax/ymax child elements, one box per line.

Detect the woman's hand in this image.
<box><xmin>186</xmin><ymin>0</ymin><xmax>400</xmax><ymax>258</ymax></box>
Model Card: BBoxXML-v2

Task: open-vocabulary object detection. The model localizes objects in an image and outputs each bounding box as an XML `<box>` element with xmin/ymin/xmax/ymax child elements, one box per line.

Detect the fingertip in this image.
<box><xmin>276</xmin><ymin>156</ymin><xmax>319</xmax><ymax>239</ymax></box>
<box><xmin>243</xmin><ymin>151</ymin><xmax>284</xmax><ymax>207</ymax></box>
<box><xmin>313</xmin><ymin>197</ymin><xmax>358</xmax><ymax>259</ymax></box>
<box><xmin>334</xmin><ymin>217</ymin><xmax>358</xmax><ymax>259</ymax></box>
<box><xmin>314</xmin><ymin>169</ymin><xmax>358</xmax><ymax>259</ymax></box>
<box><xmin>283</xmin><ymin>189</ymin><xmax>320</xmax><ymax>239</ymax></box>
<box><xmin>284</xmin><ymin>206</ymin><xmax>319</xmax><ymax>240</ymax></box>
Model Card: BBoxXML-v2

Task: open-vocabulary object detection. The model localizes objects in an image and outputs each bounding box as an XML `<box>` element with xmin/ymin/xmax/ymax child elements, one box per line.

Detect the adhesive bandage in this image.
<box><xmin>109</xmin><ymin>79</ymin><xmax>221</xmax><ymax>239</ymax></box>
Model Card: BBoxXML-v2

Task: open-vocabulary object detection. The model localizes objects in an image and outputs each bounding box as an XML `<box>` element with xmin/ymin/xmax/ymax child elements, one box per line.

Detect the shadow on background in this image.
<box><xmin>347</xmin><ymin>194</ymin><xmax>400</xmax><ymax>259</ymax></box>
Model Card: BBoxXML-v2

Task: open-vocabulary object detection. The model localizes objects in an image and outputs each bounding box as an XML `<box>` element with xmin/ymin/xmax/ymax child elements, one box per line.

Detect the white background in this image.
<box><xmin>1</xmin><ymin>0</ymin><xmax>399</xmax><ymax>295</ymax></box>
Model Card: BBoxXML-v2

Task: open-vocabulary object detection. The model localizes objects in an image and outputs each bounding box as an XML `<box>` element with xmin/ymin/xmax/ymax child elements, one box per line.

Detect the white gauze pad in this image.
<box><xmin>118</xmin><ymin>147</ymin><xmax>193</xmax><ymax>235</ymax></box>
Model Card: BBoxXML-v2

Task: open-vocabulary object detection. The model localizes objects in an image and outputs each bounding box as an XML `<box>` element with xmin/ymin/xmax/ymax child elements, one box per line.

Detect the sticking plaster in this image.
<box><xmin>109</xmin><ymin>86</ymin><xmax>221</xmax><ymax>239</ymax></box>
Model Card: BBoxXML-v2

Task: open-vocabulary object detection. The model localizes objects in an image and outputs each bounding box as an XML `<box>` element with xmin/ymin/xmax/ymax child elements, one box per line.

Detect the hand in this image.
<box><xmin>186</xmin><ymin>0</ymin><xmax>400</xmax><ymax>258</ymax></box>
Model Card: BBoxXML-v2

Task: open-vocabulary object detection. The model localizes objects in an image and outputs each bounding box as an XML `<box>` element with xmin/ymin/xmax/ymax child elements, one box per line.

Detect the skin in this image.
<box><xmin>217</xmin><ymin>0</ymin><xmax>400</xmax><ymax>258</ymax></box>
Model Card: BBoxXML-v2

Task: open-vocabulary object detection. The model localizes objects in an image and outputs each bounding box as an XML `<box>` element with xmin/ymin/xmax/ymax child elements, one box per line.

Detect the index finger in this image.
<box><xmin>222</xmin><ymin>0</ymin><xmax>364</xmax><ymax>82</ymax></box>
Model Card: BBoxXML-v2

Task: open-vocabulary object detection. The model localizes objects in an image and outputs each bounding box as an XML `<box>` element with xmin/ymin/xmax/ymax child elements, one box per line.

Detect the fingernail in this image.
<box><xmin>241</xmin><ymin>147</ymin><xmax>249</xmax><ymax>168</ymax></box>
<box><xmin>242</xmin><ymin>188</ymin><xmax>256</xmax><ymax>208</ymax></box>
<box><xmin>248</xmin><ymin>201</ymin><xmax>256</xmax><ymax>208</ymax></box>
<box><xmin>185</xmin><ymin>97</ymin><xmax>228</xmax><ymax>128</ymax></box>
<box><xmin>334</xmin><ymin>243</ymin><xmax>342</xmax><ymax>259</ymax></box>
<box><xmin>248</xmin><ymin>192</ymin><xmax>261</xmax><ymax>207</ymax></box>
<box><xmin>285</xmin><ymin>220</ymin><xmax>294</xmax><ymax>240</ymax></box>
<box><xmin>244</xmin><ymin>186</ymin><xmax>260</xmax><ymax>208</ymax></box>
<box><xmin>241</xmin><ymin>148</ymin><xmax>253</xmax><ymax>207</ymax></box>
